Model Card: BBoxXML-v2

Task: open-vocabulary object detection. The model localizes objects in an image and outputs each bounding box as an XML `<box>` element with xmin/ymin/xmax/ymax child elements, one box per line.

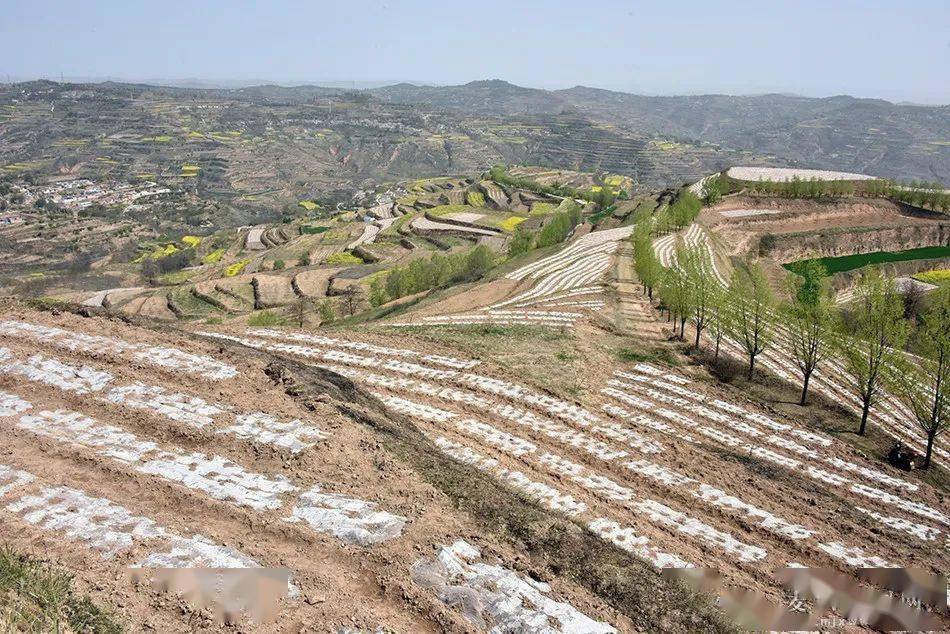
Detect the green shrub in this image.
<box><xmin>319</xmin><ymin>300</ymin><xmax>336</xmax><ymax>323</ymax></box>
<box><xmin>537</xmin><ymin>202</ymin><xmax>581</xmax><ymax>248</ymax></box>
<box><xmin>248</xmin><ymin>310</ymin><xmax>284</xmax><ymax>326</ymax></box>
<box><xmin>508</xmin><ymin>227</ymin><xmax>535</xmax><ymax>257</ymax></box>
<box><xmin>369</xmin><ymin>278</ymin><xmax>388</xmax><ymax>307</ymax></box>
<box><xmin>382</xmin><ymin>245</ymin><xmax>497</xmax><ymax>302</ymax></box>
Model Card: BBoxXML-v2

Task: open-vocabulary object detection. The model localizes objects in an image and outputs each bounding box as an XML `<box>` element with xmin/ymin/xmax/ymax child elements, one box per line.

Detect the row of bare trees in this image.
<box><xmin>632</xmin><ymin>233</ymin><xmax>949</xmax><ymax>468</ymax></box>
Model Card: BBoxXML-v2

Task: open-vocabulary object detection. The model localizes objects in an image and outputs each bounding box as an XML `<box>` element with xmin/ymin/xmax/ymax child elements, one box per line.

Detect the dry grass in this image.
<box><xmin>0</xmin><ymin>545</ymin><xmax>121</xmax><ymax>633</ymax></box>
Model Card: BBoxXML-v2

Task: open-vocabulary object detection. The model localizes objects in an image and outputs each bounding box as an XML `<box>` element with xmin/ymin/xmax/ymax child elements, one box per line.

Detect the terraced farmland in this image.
<box><xmin>388</xmin><ymin>225</ymin><xmax>632</xmax><ymax>328</ymax></box>
<box><xmin>191</xmin><ymin>324</ymin><xmax>949</xmax><ymax>617</ymax></box>
<box><xmin>0</xmin><ymin>304</ymin><xmax>644</xmax><ymax>631</ymax></box>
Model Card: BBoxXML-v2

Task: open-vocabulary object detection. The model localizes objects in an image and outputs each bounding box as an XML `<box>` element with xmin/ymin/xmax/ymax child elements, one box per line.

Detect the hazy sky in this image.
<box><xmin>2</xmin><ymin>0</ymin><xmax>949</xmax><ymax>103</ymax></box>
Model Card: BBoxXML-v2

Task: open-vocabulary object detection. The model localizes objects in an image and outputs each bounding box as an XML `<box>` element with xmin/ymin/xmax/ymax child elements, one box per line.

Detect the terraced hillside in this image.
<box><xmin>189</xmin><ymin>318</ymin><xmax>949</xmax><ymax>629</ymax></box>
<box><xmin>0</xmin><ymin>303</ymin><xmax>659</xmax><ymax>632</ymax></box>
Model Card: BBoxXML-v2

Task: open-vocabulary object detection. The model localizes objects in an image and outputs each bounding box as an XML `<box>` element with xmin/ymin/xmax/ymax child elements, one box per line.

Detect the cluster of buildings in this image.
<box><xmin>32</xmin><ymin>179</ymin><xmax>171</xmax><ymax>211</ymax></box>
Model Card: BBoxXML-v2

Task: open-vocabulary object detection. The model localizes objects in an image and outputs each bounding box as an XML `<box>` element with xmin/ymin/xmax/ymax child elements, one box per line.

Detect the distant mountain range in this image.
<box><xmin>2</xmin><ymin>78</ymin><xmax>947</xmax><ymax>187</ymax></box>
<box><xmin>367</xmin><ymin>80</ymin><xmax>950</xmax><ymax>183</ymax></box>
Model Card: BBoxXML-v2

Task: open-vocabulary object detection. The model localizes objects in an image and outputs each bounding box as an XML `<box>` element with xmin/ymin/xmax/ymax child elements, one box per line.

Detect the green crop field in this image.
<box><xmin>913</xmin><ymin>269</ymin><xmax>950</xmax><ymax>286</ymax></box>
<box><xmin>784</xmin><ymin>245</ymin><xmax>950</xmax><ymax>276</ymax></box>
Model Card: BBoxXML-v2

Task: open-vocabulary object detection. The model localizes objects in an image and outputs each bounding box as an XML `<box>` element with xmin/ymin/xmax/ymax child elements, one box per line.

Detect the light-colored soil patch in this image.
<box><xmin>252</xmin><ymin>275</ymin><xmax>297</xmax><ymax>308</ymax></box>
<box><xmin>292</xmin><ymin>268</ymin><xmax>341</xmax><ymax>298</ymax></box>
<box><xmin>444</xmin><ymin>212</ymin><xmax>485</xmax><ymax>223</ymax></box>
<box><xmin>134</xmin><ymin>295</ymin><xmax>176</xmax><ymax>320</ymax></box>
<box><xmin>397</xmin><ymin>278</ymin><xmax>524</xmax><ymax>319</ymax></box>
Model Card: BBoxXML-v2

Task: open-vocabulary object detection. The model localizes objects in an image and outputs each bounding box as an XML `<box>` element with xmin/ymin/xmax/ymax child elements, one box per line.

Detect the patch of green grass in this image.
<box><xmin>465</xmin><ymin>191</ymin><xmax>486</xmax><ymax>207</ymax></box>
<box><xmin>617</xmin><ymin>346</ymin><xmax>679</xmax><ymax>365</ymax></box>
<box><xmin>248</xmin><ymin>310</ymin><xmax>286</xmax><ymax>327</ymax></box>
<box><xmin>300</xmin><ymin>225</ymin><xmax>330</xmax><ymax>235</ymax></box>
<box><xmin>427</xmin><ymin>204</ymin><xmax>478</xmax><ymax>217</ymax></box>
<box><xmin>498</xmin><ymin>215</ymin><xmax>528</xmax><ymax>232</ymax></box>
<box><xmin>324</xmin><ymin>251</ymin><xmax>363</xmax><ymax>266</ymax></box>
<box><xmin>156</xmin><ymin>270</ymin><xmax>191</xmax><ymax>285</ymax></box>
<box><xmin>0</xmin><ymin>545</ymin><xmax>122</xmax><ymax>633</ymax></box>
<box><xmin>319</xmin><ymin>227</ymin><xmax>352</xmax><ymax>243</ymax></box>
<box><xmin>784</xmin><ymin>246</ymin><xmax>950</xmax><ymax>276</ymax></box>
<box><xmin>201</xmin><ymin>248</ymin><xmax>225</xmax><ymax>264</ymax></box>
<box><xmin>529</xmin><ymin>202</ymin><xmax>557</xmax><ymax>216</ymax></box>
<box><xmin>913</xmin><ymin>268</ymin><xmax>950</xmax><ymax>286</ymax></box>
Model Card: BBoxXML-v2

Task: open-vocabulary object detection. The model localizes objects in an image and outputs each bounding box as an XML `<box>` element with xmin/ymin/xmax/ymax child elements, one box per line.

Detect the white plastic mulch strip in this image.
<box><xmin>7</xmin><ymin>485</ymin><xmax>167</xmax><ymax>556</ymax></box>
<box><xmin>376</xmin><ymin>393</ymin><xmax>537</xmax><ymax>457</ymax></box>
<box><xmin>0</xmin><ymin>347</ymin><xmax>325</xmax><ymax>453</ymax></box>
<box><xmin>435</xmin><ymin>437</ymin><xmax>689</xmax><ymax>569</ymax></box>
<box><xmin>219</xmin><ymin>412</ymin><xmax>328</xmax><ymax>454</ymax></box>
<box><xmin>507</xmin><ymin>226</ymin><xmax>633</xmax><ymax>281</ymax></box>
<box><xmin>687</xmin><ymin>174</ymin><xmax>714</xmax><ymax>197</ymax></box>
<box><xmin>132</xmin><ymin>346</ymin><xmax>237</xmax><ymax>381</ymax></box>
<box><xmin>651</xmin><ymin>224</ymin><xmax>727</xmax><ymax>285</ymax></box>
<box><xmin>434</xmin><ymin>436</ymin><xmax>587</xmax><ymax>517</ymax></box>
<box><xmin>533</xmin><ymin>300</ymin><xmax>606</xmax><ymax>309</ymax></box>
<box><xmin>0</xmin><ymin>390</ymin><xmax>32</xmax><ymax>417</ymax></box>
<box><xmin>367</xmin><ymin>374</ymin><xmax>805</xmax><ymax>541</ymax></box>
<box><xmin>601</xmin><ymin>381</ymin><xmax>948</xmax><ymax>528</ymax></box>
<box><xmin>412</xmin><ymin>540</ymin><xmax>618</xmax><ymax>633</ymax></box>
<box><xmin>385</xmin><ymin>388</ymin><xmax>768</xmax><ymax>562</ymax></box>
<box><xmin>816</xmin><ymin>542</ymin><xmax>892</xmax><ymax>568</ymax></box>
<box><xmin>245</xmin><ymin>328</ymin><xmax>480</xmax><ymax>369</ymax></box>
<box><xmin>16</xmin><ymin>408</ymin><xmax>293</xmax><ymax>510</ymax></box>
<box><xmin>324</xmin><ymin>364</ymin><xmax>643</xmax><ymax>461</ymax></box>
<box><xmin>537</xmin><ymin>452</ymin><xmax>767</xmax><ymax>563</ymax></box>
<box><xmin>0</xmin><ymin>462</ymin><xmax>262</xmax><ymax>567</ymax></box>
<box><xmin>135</xmin><ymin>535</ymin><xmax>263</xmax><ymax>568</ymax></box>
<box><xmin>0</xmin><ymin>463</ymin><xmax>35</xmax><ymax>497</ymax></box>
<box><xmin>0</xmin><ymin>351</ymin><xmax>113</xmax><ymax>394</ymax></box>
<box><xmin>510</xmin><ymin>286</ymin><xmax>603</xmax><ymax>309</ymax></box>
<box><xmin>0</xmin><ymin>397</ymin><xmax>404</xmax><ymax>544</ymax></box>
<box><xmin>466</xmin><ymin>226</ymin><xmax>634</xmax><ymax>320</ymax></box>
<box><xmin>587</xmin><ymin>518</ymin><xmax>692</xmax><ymax>569</ymax></box>
<box><xmin>493</xmin><ymin>252</ymin><xmax>614</xmax><ymax>310</ymax></box>
<box><xmin>0</xmin><ymin>320</ymin><xmax>237</xmax><ymax>381</ymax></box>
<box><xmin>286</xmin><ymin>486</ymin><xmax>406</xmax><ymax>546</ymax></box>
<box><xmin>726</xmin><ymin>166</ymin><xmax>875</xmax><ymax>182</ymax></box>
<box><xmin>614</xmin><ymin>366</ymin><xmax>913</xmax><ymax>493</ymax></box>
<box><xmin>106</xmin><ymin>383</ymin><xmax>224</xmax><ymax>429</ymax></box>
<box><xmin>387</xmin><ymin>314</ymin><xmax>579</xmax><ymax>327</ymax></box>
<box><xmin>198</xmin><ymin>332</ymin><xmax>458</xmax><ymax>381</ymax></box>
<box><xmin>199</xmin><ymin>331</ymin><xmax>603</xmax><ymax>430</ymax></box>
<box><xmin>853</xmin><ymin>507</ymin><xmax>941</xmax><ymax>542</ymax></box>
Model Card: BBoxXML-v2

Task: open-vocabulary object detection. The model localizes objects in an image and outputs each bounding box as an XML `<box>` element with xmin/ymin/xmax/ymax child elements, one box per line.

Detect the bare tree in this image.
<box><xmin>293</xmin><ymin>296</ymin><xmax>312</xmax><ymax>328</ymax></box>
<box><xmin>340</xmin><ymin>285</ymin><xmax>365</xmax><ymax>317</ymax></box>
